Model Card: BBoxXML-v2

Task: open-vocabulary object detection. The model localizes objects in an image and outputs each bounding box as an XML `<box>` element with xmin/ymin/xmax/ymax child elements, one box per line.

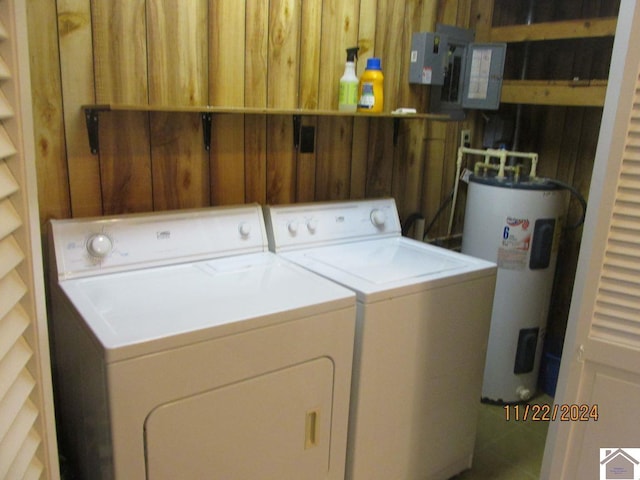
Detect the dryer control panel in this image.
<box><xmin>264</xmin><ymin>198</ymin><xmax>402</xmax><ymax>251</ymax></box>
<box><xmin>51</xmin><ymin>205</ymin><xmax>268</xmax><ymax>279</ymax></box>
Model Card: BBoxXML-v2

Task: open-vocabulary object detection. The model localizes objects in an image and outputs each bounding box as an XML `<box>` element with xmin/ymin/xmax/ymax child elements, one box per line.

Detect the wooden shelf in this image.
<box><xmin>490</xmin><ymin>17</ymin><xmax>617</xmax><ymax>43</ymax></box>
<box><xmin>82</xmin><ymin>103</ymin><xmax>451</xmax><ymax>120</ymax></box>
<box><xmin>500</xmin><ymin>79</ymin><xmax>607</xmax><ymax>107</ymax></box>
<box><xmin>82</xmin><ymin>104</ymin><xmax>452</xmax><ymax>154</ymax></box>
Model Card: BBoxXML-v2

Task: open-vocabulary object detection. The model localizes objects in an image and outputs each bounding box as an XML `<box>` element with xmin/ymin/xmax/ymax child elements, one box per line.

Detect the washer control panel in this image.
<box><xmin>51</xmin><ymin>205</ymin><xmax>267</xmax><ymax>279</ymax></box>
<box><xmin>264</xmin><ymin>198</ymin><xmax>401</xmax><ymax>251</ymax></box>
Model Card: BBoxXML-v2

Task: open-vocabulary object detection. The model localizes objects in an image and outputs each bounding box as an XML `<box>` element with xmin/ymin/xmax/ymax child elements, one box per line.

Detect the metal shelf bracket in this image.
<box><xmin>293</xmin><ymin>115</ymin><xmax>301</xmax><ymax>149</ymax></box>
<box><xmin>201</xmin><ymin>112</ymin><xmax>213</xmax><ymax>151</ymax></box>
<box><xmin>84</xmin><ymin>108</ymin><xmax>101</xmax><ymax>155</ymax></box>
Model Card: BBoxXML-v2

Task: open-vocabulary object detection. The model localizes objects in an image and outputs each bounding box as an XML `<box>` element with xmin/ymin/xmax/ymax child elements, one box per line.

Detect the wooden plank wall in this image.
<box><xmin>27</xmin><ymin>0</ymin><xmax>475</xmax><ymax>232</ymax></box>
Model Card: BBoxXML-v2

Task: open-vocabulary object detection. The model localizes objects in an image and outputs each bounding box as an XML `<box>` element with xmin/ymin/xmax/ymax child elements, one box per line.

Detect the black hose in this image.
<box><xmin>404</xmin><ymin>176</ymin><xmax>585</xmax><ymax>240</ymax></box>
<box><xmin>423</xmin><ymin>190</ymin><xmax>455</xmax><ymax>240</ymax></box>
<box><xmin>401</xmin><ymin>212</ymin><xmax>425</xmax><ymax>237</ymax></box>
<box><xmin>542</xmin><ymin>178</ymin><xmax>587</xmax><ymax>229</ymax></box>
<box><xmin>400</xmin><ymin>191</ymin><xmax>455</xmax><ymax>240</ymax></box>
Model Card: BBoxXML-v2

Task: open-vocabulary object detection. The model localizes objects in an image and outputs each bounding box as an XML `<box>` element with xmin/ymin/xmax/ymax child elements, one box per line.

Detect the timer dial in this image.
<box><xmin>87</xmin><ymin>233</ymin><xmax>113</xmax><ymax>258</ymax></box>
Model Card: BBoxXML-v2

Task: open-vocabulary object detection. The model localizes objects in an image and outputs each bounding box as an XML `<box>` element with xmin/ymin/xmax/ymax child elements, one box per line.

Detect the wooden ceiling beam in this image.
<box><xmin>490</xmin><ymin>17</ymin><xmax>617</xmax><ymax>43</ymax></box>
<box><xmin>500</xmin><ymin>80</ymin><xmax>608</xmax><ymax>107</ymax></box>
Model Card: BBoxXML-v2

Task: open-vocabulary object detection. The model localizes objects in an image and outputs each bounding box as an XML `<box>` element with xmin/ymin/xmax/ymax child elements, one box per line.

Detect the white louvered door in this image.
<box><xmin>0</xmin><ymin>1</ymin><xmax>59</xmax><ymax>479</ymax></box>
<box><xmin>542</xmin><ymin>1</ymin><xmax>640</xmax><ymax>477</ymax></box>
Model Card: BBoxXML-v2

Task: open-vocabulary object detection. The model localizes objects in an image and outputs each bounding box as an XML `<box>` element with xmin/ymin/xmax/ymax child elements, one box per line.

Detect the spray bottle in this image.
<box><xmin>338</xmin><ymin>47</ymin><xmax>359</xmax><ymax>112</ymax></box>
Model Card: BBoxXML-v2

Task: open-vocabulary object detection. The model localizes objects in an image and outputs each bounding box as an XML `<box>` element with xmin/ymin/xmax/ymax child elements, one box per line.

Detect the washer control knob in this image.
<box><xmin>87</xmin><ymin>233</ymin><xmax>113</xmax><ymax>258</ymax></box>
<box><xmin>370</xmin><ymin>209</ymin><xmax>386</xmax><ymax>227</ymax></box>
<box><xmin>287</xmin><ymin>221</ymin><xmax>299</xmax><ymax>235</ymax></box>
<box><xmin>306</xmin><ymin>218</ymin><xmax>318</xmax><ymax>233</ymax></box>
<box><xmin>238</xmin><ymin>222</ymin><xmax>252</xmax><ymax>237</ymax></box>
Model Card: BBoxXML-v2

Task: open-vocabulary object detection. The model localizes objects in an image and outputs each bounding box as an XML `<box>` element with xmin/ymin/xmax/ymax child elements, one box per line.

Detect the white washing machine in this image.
<box><xmin>48</xmin><ymin>204</ymin><xmax>356</xmax><ymax>480</ymax></box>
<box><xmin>264</xmin><ymin>199</ymin><xmax>497</xmax><ymax>480</ymax></box>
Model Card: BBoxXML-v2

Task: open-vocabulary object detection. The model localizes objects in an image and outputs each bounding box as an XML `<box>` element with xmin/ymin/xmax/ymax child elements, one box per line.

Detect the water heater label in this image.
<box><xmin>497</xmin><ymin>217</ymin><xmax>531</xmax><ymax>270</ymax></box>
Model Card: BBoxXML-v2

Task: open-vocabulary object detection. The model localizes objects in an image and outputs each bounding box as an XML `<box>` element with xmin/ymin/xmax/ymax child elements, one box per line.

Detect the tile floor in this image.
<box><xmin>453</xmin><ymin>394</ymin><xmax>553</xmax><ymax>479</ymax></box>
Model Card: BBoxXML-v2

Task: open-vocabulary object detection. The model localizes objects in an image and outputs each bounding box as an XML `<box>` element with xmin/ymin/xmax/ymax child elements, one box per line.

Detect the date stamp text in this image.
<box><xmin>504</xmin><ymin>403</ymin><xmax>599</xmax><ymax>422</ymax></box>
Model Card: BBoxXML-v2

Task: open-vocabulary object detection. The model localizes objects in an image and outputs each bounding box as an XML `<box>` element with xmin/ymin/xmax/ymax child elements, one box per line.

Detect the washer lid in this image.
<box><xmin>307</xmin><ymin>239</ymin><xmax>465</xmax><ymax>284</ymax></box>
<box><xmin>59</xmin><ymin>252</ymin><xmax>354</xmax><ymax>362</ymax></box>
<box><xmin>281</xmin><ymin>237</ymin><xmax>496</xmax><ymax>301</ymax></box>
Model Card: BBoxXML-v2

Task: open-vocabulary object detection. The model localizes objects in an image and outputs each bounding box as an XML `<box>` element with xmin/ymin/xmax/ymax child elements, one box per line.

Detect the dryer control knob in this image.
<box><xmin>306</xmin><ymin>218</ymin><xmax>318</xmax><ymax>233</ymax></box>
<box><xmin>370</xmin><ymin>209</ymin><xmax>386</xmax><ymax>227</ymax></box>
<box><xmin>238</xmin><ymin>222</ymin><xmax>252</xmax><ymax>237</ymax></box>
<box><xmin>87</xmin><ymin>233</ymin><xmax>113</xmax><ymax>258</ymax></box>
<box><xmin>287</xmin><ymin>221</ymin><xmax>299</xmax><ymax>235</ymax></box>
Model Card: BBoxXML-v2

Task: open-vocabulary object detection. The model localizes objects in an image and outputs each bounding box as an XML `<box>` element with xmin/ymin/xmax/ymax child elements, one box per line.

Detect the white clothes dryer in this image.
<box><xmin>264</xmin><ymin>199</ymin><xmax>497</xmax><ymax>480</ymax></box>
<box><xmin>48</xmin><ymin>205</ymin><xmax>356</xmax><ymax>480</ymax></box>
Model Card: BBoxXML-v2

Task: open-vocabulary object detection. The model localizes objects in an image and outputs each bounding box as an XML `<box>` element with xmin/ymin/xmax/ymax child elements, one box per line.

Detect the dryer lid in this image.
<box><xmin>58</xmin><ymin>252</ymin><xmax>354</xmax><ymax>362</ymax></box>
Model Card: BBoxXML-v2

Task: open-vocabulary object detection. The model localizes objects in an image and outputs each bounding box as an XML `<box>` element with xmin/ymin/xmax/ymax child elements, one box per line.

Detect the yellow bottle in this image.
<box><xmin>357</xmin><ymin>57</ymin><xmax>384</xmax><ymax>113</ymax></box>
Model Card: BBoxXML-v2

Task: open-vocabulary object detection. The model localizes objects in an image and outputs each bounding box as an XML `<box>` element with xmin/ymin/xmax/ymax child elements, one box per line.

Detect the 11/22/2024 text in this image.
<box><xmin>504</xmin><ymin>403</ymin><xmax>599</xmax><ymax>422</ymax></box>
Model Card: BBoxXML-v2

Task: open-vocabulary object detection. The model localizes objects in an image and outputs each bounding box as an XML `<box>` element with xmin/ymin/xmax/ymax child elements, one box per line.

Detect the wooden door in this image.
<box><xmin>0</xmin><ymin>0</ymin><xmax>59</xmax><ymax>477</ymax></box>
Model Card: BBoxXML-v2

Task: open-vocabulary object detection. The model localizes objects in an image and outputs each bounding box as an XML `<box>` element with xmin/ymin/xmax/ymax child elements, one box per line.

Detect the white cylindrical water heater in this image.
<box><xmin>462</xmin><ymin>177</ymin><xmax>565</xmax><ymax>403</ymax></box>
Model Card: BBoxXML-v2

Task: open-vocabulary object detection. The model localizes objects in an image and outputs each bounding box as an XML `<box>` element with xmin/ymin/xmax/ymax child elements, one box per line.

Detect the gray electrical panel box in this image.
<box><xmin>409</xmin><ymin>32</ymin><xmax>447</xmax><ymax>85</ymax></box>
<box><xmin>409</xmin><ymin>25</ymin><xmax>506</xmax><ymax>119</ymax></box>
<box><xmin>461</xmin><ymin>43</ymin><xmax>507</xmax><ymax>110</ymax></box>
